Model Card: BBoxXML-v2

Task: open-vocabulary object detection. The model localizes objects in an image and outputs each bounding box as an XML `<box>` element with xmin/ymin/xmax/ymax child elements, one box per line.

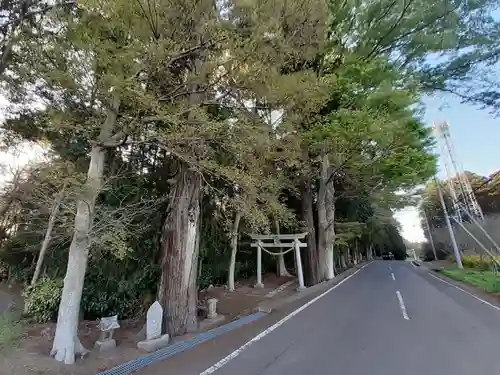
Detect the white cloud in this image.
<box><xmin>394</xmin><ymin>206</ymin><xmax>426</xmax><ymax>243</ymax></box>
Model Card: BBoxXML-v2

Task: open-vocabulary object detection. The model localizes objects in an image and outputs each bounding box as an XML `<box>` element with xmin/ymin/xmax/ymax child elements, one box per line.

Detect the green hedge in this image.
<box><xmin>461</xmin><ymin>255</ymin><xmax>500</xmax><ymax>271</ymax></box>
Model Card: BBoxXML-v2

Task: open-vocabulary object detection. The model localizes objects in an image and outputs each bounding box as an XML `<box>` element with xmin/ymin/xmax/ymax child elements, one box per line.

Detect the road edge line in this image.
<box><xmin>198</xmin><ymin>262</ymin><xmax>373</xmax><ymax>375</ymax></box>
<box><xmin>428</xmin><ymin>272</ymin><xmax>500</xmax><ymax>312</ymax></box>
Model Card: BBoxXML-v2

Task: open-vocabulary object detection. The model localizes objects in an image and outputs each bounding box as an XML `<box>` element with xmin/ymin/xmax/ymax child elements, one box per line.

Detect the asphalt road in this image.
<box><xmin>193</xmin><ymin>261</ymin><xmax>500</xmax><ymax>375</ymax></box>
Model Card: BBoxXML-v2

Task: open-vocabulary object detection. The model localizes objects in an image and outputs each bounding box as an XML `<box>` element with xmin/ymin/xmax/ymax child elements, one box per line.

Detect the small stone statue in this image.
<box><xmin>94</xmin><ymin>315</ymin><xmax>120</xmax><ymax>352</ymax></box>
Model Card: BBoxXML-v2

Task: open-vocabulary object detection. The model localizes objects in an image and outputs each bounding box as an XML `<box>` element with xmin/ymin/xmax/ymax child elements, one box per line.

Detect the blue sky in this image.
<box><xmin>395</xmin><ymin>92</ymin><xmax>500</xmax><ymax>242</ymax></box>
<box><xmin>423</xmin><ymin>95</ymin><xmax>500</xmax><ymax>178</ymax></box>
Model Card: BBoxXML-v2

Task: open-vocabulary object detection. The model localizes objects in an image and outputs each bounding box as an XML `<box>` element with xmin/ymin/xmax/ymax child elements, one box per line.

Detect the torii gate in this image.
<box><xmin>249</xmin><ymin>232</ymin><xmax>307</xmax><ymax>290</ymax></box>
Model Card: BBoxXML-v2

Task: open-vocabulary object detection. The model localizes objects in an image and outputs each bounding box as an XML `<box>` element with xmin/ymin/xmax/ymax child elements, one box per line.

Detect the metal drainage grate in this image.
<box><xmin>97</xmin><ymin>312</ymin><xmax>267</xmax><ymax>375</ymax></box>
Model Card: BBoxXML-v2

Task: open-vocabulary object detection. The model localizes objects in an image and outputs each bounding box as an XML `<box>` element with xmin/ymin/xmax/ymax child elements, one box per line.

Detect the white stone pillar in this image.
<box><xmin>255</xmin><ymin>241</ymin><xmax>264</xmax><ymax>288</ymax></box>
<box><xmin>294</xmin><ymin>239</ymin><xmax>305</xmax><ymax>290</ymax></box>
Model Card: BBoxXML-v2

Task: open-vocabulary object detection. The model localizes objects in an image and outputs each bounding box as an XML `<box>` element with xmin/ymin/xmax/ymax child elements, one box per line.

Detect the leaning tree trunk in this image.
<box><xmin>158</xmin><ymin>163</ymin><xmax>202</xmax><ymax>336</ymax></box>
<box><xmin>228</xmin><ymin>211</ymin><xmax>242</xmax><ymax>292</ymax></box>
<box><xmin>300</xmin><ymin>176</ymin><xmax>320</xmax><ymax>286</ymax></box>
<box><xmin>50</xmin><ymin>99</ymin><xmax>119</xmax><ymax>364</ymax></box>
<box><xmin>30</xmin><ymin>189</ymin><xmax>64</xmax><ymax>288</ymax></box>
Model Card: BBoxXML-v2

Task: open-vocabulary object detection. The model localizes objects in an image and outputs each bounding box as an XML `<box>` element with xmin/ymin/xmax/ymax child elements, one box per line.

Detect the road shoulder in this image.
<box><xmin>132</xmin><ymin>262</ymin><xmax>372</xmax><ymax>375</ymax></box>
<box><xmin>422</xmin><ymin>265</ymin><xmax>500</xmax><ymax>311</ymax></box>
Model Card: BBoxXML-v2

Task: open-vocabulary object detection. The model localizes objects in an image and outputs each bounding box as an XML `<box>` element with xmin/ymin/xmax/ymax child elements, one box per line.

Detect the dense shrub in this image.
<box><xmin>422</xmin><ymin>242</ymin><xmax>450</xmax><ymax>261</ymax></box>
<box><xmin>24</xmin><ymin>278</ymin><xmax>63</xmax><ymax>323</ymax></box>
<box><xmin>24</xmin><ymin>264</ymin><xmax>159</xmax><ymax>323</ymax></box>
<box><xmin>461</xmin><ymin>255</ymin><xmax>500</xmax><ymax>271</ymax></box>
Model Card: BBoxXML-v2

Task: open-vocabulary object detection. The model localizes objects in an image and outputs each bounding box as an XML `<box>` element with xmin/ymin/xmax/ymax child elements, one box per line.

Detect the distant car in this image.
<box><xmin>382</xmin><ymin>252</ymin><xmax>395</xmax><ymax>260</ymax></box>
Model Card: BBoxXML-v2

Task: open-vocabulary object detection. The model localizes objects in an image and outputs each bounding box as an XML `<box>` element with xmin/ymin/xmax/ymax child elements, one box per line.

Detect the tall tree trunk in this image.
<box><xmin>158</xmin><ymin>163</ymin><xmax>202</xmax><ymax>336</ymax></box>
<box><xmin>324</xmin><ymin>186</ymin><xmax>335</xmax><ymax>279</ymax></box>
<box><xmin>317</xmin><ymin>153</ymin><xmax>335</xmax><ymax>280</ymax></box>
<box><xmin>51</xmin><ymin>98</ymin><xmax>119</xmax><ymax>364</ymax></box>
<box><xmin>228</xmin><ymin>211</ymin><xmax>242</xmax><ymax>292</ymax></box>
<box><xmin>30</xmin><ymin>189</ymin><xmax>64</xmax><ymax>288</ymax></box>
<box><xmin>325</xmin><ymin>244</ymin><xmax>335</xmax><ymax>280</ymax></box>
<box><xmin>300</xmin><ymin>176</ymin><xmax>320</xmax><ymax>286</ymax></box>
<box><xmin>275</xmin><ymin>220</ymin><xmax>291</xmax><ymax>277</ymax></box>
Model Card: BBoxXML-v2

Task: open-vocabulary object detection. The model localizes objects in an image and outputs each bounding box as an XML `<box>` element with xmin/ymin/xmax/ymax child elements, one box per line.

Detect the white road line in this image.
<box><xmin>429</xmin><ymin>272</ymin><xmax>500</xmax><ymax>312</ymax></box>
<box><xmin>391</xmin><ymin>273</ymin><xmax>396</xmax><ymax>281</ymax></box>
<box><xmin>198</xmin><ymin>262</ymin><xmax>373</xmax><ymax>375</ymax></box>
<box><xmin>396</xmin><ymin>290</ymin><xmax>410</xmax><ymax>320</ymax></box>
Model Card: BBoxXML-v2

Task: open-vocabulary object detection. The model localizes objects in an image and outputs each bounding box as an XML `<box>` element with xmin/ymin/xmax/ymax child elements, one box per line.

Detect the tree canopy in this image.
<box><xmin>0</xmin><ymin>0</ymin><xmax>499</xmax><ymax>365</ymax></box>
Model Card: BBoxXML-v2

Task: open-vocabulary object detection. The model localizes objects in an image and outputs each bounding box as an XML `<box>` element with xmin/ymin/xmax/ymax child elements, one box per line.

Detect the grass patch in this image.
<box><xmin>0</xmin><ymin>313</ymin><xmax>23</xmax><ymax>350</ymax></box>
<box><xmin>440</xmin><ymin>268</ymin><xmax>500</xmax><ymax>293</ymax></box>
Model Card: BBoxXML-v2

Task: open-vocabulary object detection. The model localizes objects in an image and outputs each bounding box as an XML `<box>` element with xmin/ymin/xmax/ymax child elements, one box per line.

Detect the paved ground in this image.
<box><xmin>138</xmin><ymin>261</ymin><xmax>500</xmax><ymax>375</ymax></box>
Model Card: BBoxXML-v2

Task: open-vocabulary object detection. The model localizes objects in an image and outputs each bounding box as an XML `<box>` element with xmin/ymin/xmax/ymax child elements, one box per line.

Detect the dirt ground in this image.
<box><xmin>0</xmin><ymin>283</ymin><xmax>23</xmax><ymax>313</ymax></box>
<box><xmin>0</xmin><ymin>273</ymin><xmax>296</xmax><ymax>375</ymax></box>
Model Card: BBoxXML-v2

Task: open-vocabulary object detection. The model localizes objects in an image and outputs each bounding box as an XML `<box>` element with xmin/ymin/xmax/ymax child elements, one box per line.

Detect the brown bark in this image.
<box><xmin>300</xmin><ymin>176</ymin><xmax>321</xmax><ymax>286</ymax></box>
<box><xmin>158</xmin><ymin>162</ymin><xmax>202</xmax><ymax>336</ymax></box>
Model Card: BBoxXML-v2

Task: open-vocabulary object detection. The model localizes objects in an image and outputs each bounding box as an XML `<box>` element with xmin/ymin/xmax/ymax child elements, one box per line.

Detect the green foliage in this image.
<box><xmin>1</xmin><ymin>0</ymin><xmax>499</xmax><ymax>329</ymax></box>
<box><xmin>421</xmin><ymin>242</ymin><xmax>449</xmax><ymax>261</ymax></box>
<box><xmin>24</xmin><ymin>278</ymin><xmax>63</xmax><ymax>323</ymax></box>
<box><xmin>441</xmin><ymin>268</ymin><xmax>500</xmax><ymax>294</ymax></box>
<box><xmin>198</xmin><ymin>204</ymin><xmax>275</xmax><ymax>289</ymax></box>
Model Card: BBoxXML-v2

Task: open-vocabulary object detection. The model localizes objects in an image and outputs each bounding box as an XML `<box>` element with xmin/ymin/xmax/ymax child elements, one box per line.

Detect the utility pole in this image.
<box><xmin>422</xmin><ymin>209</ymin><xmax>438</xmax><ymax>260</ymax></box>
<box><xmin>432</xmin><ymin>121</ymin><xmax>484</xmax><ymax>223</ymax></box>
<box><xmin>436</xmin><ymin>180</ymin><xmax>463</xmax><ymax>269</ymax></box>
